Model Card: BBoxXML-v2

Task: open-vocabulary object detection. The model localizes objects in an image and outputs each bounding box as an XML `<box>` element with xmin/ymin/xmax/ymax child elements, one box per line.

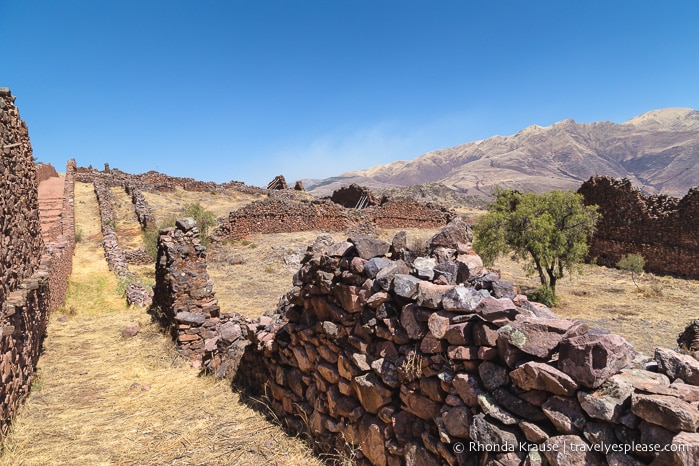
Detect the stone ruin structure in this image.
<box><xmin>92</xmin><ymin>179</ymin><xmax>152</xmax><ymax>307</ymax></box>
<box><xmin>267</xmin><ymin>174</ymin><xmax>289</xmax><ymax>190</ymax></box>
<box><xmin>35</xmin><ymin>162</ymin><xmax>58</xmax><ymax>183</ymax></box>
<box><xmin>578</xmin><ymin>176</ymin><xmax>699</xmax><ymax>278</ymax></box>
<box><xmin>0</xmin><ymin>89</ymin><xmax>75</xmax><ymax>440</ymax></box>
<box><xmin>214</xmin><ymin>191</ymin><xmax>456</xmax><ymax>241</ymax></box>
<box><xmin>76</xmin><ymin>165</ymin><xmax>267</xmax><ymax>196</ymax></box>
<box><xmin>331</xmin><ymin>184</ymin><xmax>378</xmax><ymax>209</ymax></box>
<box><xmin>152</xmin><ymin>215</ymin><xmax>699</xmax><ymax>465</ymax></box>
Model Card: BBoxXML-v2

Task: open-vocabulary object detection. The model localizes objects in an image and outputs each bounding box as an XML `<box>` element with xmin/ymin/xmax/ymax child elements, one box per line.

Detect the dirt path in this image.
<box><xmin>0</xmin><ymin>183</ymin><xmax>321</xmax><ymax>466</ymax></box>
<box><xmin>38</xmin><ymin>176</ymin><xmax>65</xmax><ymax>242</ymax></box>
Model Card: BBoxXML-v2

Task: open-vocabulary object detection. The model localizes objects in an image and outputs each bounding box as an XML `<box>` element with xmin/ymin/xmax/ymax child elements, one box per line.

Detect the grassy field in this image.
<box><xmin>0</xmin><ymin>183</ymin><xmax>321</xmax><ymax>466</ymax></box>
<box><xmin>4</xmin><ymin>181</ymin><xmax>696</xmax><ymax>464</ymax></box>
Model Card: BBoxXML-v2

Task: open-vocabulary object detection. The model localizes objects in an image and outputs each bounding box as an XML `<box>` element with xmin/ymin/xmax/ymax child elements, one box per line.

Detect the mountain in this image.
<box><xmin>307</xmin><ymin>108</ymin><xmax>699</xmax><ymax>198</ymax></box>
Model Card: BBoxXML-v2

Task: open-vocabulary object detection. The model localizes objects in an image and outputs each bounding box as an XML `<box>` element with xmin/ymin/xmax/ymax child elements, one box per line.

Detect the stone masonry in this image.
<box><xmin>578</xmin><ymin>176</ymin><xmax>699</xmax><ymax>278</ymax></box>
<box><xmin>152</xmin><ymin>215</ymin><xmax>699</xmax><ymax>465</ymax></box>
<box><xmin>1</xmin><ymin>89</ymin><xmax>75</xmax><ymax>441</ymax></box>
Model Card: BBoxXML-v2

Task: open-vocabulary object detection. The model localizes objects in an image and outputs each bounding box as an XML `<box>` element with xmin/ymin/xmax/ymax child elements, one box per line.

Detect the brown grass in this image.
<box><xmin>0</xmin><ymin>183</ymin><xmax>321</xmax><ymax>466</ymax></box>
<box><xmin>142</xmin><ymin>187</ymin><xmax>265</xmax><ymax>222</ymax></box>
<box><xmin>493</xmin><ymin>255</ymin><xmax>699</xmax><ymax>356</ymax></box>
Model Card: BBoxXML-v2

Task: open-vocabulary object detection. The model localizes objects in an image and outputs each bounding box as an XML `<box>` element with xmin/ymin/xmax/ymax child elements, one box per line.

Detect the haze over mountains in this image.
<box><xmin>307</xmin><ymin>108</ymin><xmax>699</xmax><ymax>199</ymax></box>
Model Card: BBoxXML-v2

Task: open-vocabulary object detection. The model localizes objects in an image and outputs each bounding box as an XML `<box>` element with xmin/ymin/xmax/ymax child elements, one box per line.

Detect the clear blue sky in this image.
<box><xmin>2</xmin><ymin>1</ymin><xmax>698</xmax><ymax>186</ymax></box>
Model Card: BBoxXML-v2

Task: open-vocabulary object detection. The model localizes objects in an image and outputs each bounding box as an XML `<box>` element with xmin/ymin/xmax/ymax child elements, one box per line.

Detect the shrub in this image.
<box><xmin>617</xmin><ymin>253</ymin><xmax>645</xmax><ymax>290</ymax></box>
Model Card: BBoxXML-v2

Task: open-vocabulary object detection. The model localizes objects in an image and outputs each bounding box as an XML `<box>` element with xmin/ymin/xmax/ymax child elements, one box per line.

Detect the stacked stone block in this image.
<box><xmin>124</xmin><ymin>183</ymin><xmax>155</xmax><ymax>229</ymax></box>
<box><xmin>92</xmin><ymin>179</ymin><xmax>151</xmax><ymax>306</ymax></box>
<box><xmin>579</xmin><ymin>176</ymin><xmax>699</xmax><ymax>278</ymax></box>
<box><xmin>151</xmin><ymin>214</ymin><xmax>699</xmax><ymax>464</ymax></box>
<box><xmin>0</xmin><ymin>90</ymin><xmax>75</xmax><ymax>441</ymax></box>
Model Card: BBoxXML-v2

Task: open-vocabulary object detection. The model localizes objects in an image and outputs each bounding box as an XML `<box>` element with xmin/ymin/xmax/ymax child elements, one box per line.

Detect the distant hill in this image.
<box><xmin>307</xmin><ymin>108</ymin><xmax>699</xmax><ymax>199</ymax></box>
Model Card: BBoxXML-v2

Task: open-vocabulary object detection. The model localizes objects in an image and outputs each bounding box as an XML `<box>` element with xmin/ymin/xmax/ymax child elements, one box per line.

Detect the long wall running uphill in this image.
<box><xmin>152</xmin><ymin>216</ymin><xmax>699</xmax><ymax>465</ymax></box>
<box><xmin>0</xmin><ymin>89</ymin><xmax>76</xmax><ymax>441</ymax></box>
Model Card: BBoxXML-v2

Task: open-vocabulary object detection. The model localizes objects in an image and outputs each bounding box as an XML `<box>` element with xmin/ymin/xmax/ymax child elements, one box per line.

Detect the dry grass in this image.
<box><xmin>0</xmin><ymin>183</ymin><xmax>321</xmax><ymax>466</ymax></box>
<box><xmin>207</xmin><ymin>227</ymin><xmax>440</xmax><ymax>317</ymax></box>
<box><xmin>142</xmin><ymin>187</ymin><xmax>265</xmax><ymax>222</ymax></box>
<box><xmin>493</xmin><ymin>255</ymin><xmax>699</xmax><ymax>356</ymax></box>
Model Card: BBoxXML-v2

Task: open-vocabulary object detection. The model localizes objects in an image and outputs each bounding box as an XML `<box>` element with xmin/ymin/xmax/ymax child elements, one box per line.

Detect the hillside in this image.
<box><xmin>308</xmin><ymin>108</ymin><xmax>699</xmax><ymax>198</ymax></box>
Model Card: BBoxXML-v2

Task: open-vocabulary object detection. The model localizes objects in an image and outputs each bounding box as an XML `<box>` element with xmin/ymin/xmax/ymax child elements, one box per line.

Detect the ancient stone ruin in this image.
<box><xmin>267</xmin><ymin>174</ymin><xmax>289</xmax><ymax>190</ymax></box>
<box><xmin>579</xmin><ymin>176</ymin><xmax>699</xmax><ymax>278</ymax></box>
<box><xmin>331</xmin><ymin>184</ymin><xmax>378</xmax><ymax>209</ymax></box>
<box><xmin>214</xmin><ymin>191</ymin><xmax>456</xmax><ymax>241</ymax></box>
<box><xmin>0</xmin><ymin>89</ymin><xmax>75</xmax><ymax>440</ymax></box>
<box><xmin>152</xmin><ymin>215</ymin><xmax>699</xmax><ymax>465</ymax></box>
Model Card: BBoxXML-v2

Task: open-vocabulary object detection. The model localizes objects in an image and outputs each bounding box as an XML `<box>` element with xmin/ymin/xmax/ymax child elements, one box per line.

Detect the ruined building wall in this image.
<box><xmin>214</xmin><ymin>194</ymin><xmax>456</xmax><ymax>241</ymax></box>
<box><xmin>578</xmin><ymin>176</ymin><xmax>699</xmax><ymax>278</ymax></box>
<box><xmin>152</xmin><ymin>219</ymin><xmax>699</xmax><ymax>465</ymax></box>
<box><xmin>34</xmin><ymin>162</ymin><xmax>58</xmax><ymax>183</ymax></box>
<box><xmin>0</xmin><ymin>89</ymin><xmax>75</xmax><ymax>440</ymax></box>
<box><xmin>92</xmin><ymin>179</ymin><xmax>152</xmax><ymax>307</ymax></box>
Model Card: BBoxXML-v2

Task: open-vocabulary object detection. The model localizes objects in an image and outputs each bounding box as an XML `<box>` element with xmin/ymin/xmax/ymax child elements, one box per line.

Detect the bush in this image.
<box><xmin>617</xmin><ymin>253</ymin><xmax>645</xmax><ymax>290</ymax></box>
<box><xmin>530</xmin><ymin>285</ymin><xmax>559</xmax><ymax>307</ymax></box>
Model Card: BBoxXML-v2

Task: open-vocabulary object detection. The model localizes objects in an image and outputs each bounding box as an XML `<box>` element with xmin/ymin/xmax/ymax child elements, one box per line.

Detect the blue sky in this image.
<box><xmin>2</xmin><ymin>1</ymin><xmax>698</xmax><ymax>186</ymax></box>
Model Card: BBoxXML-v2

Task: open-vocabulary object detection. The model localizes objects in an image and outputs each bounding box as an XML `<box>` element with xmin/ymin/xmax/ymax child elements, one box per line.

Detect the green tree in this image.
<box><xmin>617</xmin><ymin>253</ymin><xmax>645</xmax><ymax>290</ymax></box>
<box><xmin>473</xmin><ymin>188</ymin><xmax>599</xmax><ymax>304</ymax></box>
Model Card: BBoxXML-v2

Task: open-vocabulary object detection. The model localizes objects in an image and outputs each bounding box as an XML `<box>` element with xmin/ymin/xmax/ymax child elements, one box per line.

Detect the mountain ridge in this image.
<box><xmin>308</xmin><ymin>108</ymin><xmax>699</xmax><ymax>198</ymax></box>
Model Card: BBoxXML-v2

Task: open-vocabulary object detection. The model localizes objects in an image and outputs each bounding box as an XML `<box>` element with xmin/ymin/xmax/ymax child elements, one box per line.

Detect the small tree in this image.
<box><xmin>473</xmin><ymin>188</ymin><xmax>599</xmax><ymax>305</ymax></box>
<box><xmin>617</xmin><ymin>253</ymin><xmax>645</xmax><ymax>290</ymax></box>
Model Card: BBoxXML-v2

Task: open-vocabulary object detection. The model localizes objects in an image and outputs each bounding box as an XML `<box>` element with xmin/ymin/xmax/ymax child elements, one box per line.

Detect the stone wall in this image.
<box><xmin>0</xmin><ymin>89</ymin><xmax>75</xmax><ymax>441</ymax></box>
<box><xmin>214</xmin><ymin>195</ymin><xmax>357</xmax><ymax>240</ymax></box>
<box><xmin>214</xmin><ymin>193</ymin><xmax>456</xmax><ymax>241</ymax></box>
<box><xmin>92</xmin><ymin>179</ymin><xmax>151</xmax><ymax>306</ymax></box>
<box><xmin>369</xmin><ymin>197</ymin><xmax>456</xmax><ymax>229</ymax></box>
<box><xmin>124</xmin><ymin>183</ymin><xmax>155</xmax><ymax>230</ymax></box>
<box><xmin>35</xmin><ymin>162</ymin><xmax>58</xmax><ymax>183</ymax></box>
<box><xmin>76</xmin><ymin>166</ymin><xmax>267</xmax><ymax>195</ymax></box>
<box><xmin>578</xmin><ymin>176</ymin><xmax>699</xmax><ymax>278</ymax></box>
<box><xmin>152</xmin><ymin>217</ymin><xmax>699</xmax><ymax>465</ymax></box>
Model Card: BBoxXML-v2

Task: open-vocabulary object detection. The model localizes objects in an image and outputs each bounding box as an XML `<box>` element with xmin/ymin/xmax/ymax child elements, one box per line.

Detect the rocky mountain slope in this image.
<box><xmin>308</xmin><ymin>108</ymin><xmax>699</xmax><ymax>198</ymax></box>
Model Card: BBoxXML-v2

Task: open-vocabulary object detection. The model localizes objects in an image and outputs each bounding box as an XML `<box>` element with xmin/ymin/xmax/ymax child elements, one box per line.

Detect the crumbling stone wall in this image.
<box><xmin>214</xmin><ymin>195</ymin><xmax>357</xmax><ymax>240</ymax></box>
<box><xmin>124</xmin><ymin>183</ymin><xmax>155</xmax><ymax>229</ymax></box>
<box><xmin>76</xmin><ymin>166</ymin><xmax>266</xmax><ymax>195</ymax></box>
<box><xmin>214</xmin><ymin>193</ymin><xmax>456</xmax><ymax>241</ymax></box>
<box><xmin>331</xmin><ymin>184</ymin><xmax>378</xmax><ymax>209</ymax></box>
<box><xmin>35</xmin><ymin>162</ymin><xmax>58</xmax><ymax>183</ymax></box>
<box><xmin>152</xmin><ymin>216</ymin><xmax>699</xmax><ymax>464</ymax></box>
<box><xmin>579</xmin><ymin>176</ymin><xmax>699</xmax><ymax>278</ymax></box>
<box><xmin>0</xmin><ymin>90</ymin><xmax>75</xmax><ymax>441</ymax></box>
<box><xmin>92</xmin><ymin>179</ymin><xmax>152</xmax><ymax>306</ymax></box>
<box><xmin>368</xmin><ymin>197</ymin><xmax>456</xmax><ymax>229</ymax></box>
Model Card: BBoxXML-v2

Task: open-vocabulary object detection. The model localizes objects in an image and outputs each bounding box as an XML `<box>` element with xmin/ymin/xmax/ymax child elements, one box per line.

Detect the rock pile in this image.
<box><xmin>579</xmin><ymin>176</ymin><xmax>699</xmax><ymax>278</ymax></box>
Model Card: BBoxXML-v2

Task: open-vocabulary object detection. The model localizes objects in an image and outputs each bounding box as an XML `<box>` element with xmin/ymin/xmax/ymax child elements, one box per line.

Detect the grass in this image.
<box><xmin>493</xmin><ymin>255</ymin><xmax>699</xmax><ymax>356</ymax></box>
<box><xmin>0</xmin><ymin>182</ymin><xmax>321</xmax><ymax>466</ymax></box>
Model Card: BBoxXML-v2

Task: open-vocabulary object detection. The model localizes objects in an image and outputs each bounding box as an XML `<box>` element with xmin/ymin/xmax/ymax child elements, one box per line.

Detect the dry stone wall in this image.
<box><xmin>92</xmin><ymin>179</ymin><xmax>151</xmax><ymax>306</ymax></box>
<box><xmin>34</xmin><ymin>162</ymin><xmax>58</xmax><ymax>183</ymax></box>
<box><xmin>76</xmin><ymin>166</ymin><xmax>266</xmax><ymax>196</ymax></box>
<box><xmin>0</xmin><ymin>89</ymin><xmax>75</xmax><ymax>441</ymax></box>
<box><xmin>578</xmin><ymin>176</ymin><xmax>699</xmax><ymax>278</ymax></box>
<box><xmin>152</xmin><ymin>216</ymin><xmax>699</xmax><ymax>465</ymax></box>
<box><xmin>214</xmin><ymin>193</ymin><xmax>456</xmax><ymax>241</ymax></box>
